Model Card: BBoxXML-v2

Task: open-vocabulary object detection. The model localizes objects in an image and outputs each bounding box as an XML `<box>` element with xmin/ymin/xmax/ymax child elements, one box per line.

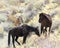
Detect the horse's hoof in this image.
<box><xmin>18</xmin><ymin>43</ymin><xmax>20</xmax><ymax>45</ymax></box>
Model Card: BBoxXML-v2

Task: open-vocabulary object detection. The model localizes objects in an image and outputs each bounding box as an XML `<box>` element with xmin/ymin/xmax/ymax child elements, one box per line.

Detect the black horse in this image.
<box><xmin>39</xmin><ymin>13</ymin><xmax>52</xmax><ymax>36</ymax></box>
<box><xmin>8</xmin><ymin>24</ymin><xmax>40</xmax><ymax>48</ymax></box>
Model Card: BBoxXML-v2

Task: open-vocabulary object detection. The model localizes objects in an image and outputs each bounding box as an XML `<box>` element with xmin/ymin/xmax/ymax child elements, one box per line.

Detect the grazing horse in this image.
<box><xmin>8</xmin><ymin>24</ymin><xmax>40</xmax><ymax>48</ymax></box>
<box><xmin>39</xmin><ymin>13</ymin><xmax>52</xmax><ymax>36</ymax></box>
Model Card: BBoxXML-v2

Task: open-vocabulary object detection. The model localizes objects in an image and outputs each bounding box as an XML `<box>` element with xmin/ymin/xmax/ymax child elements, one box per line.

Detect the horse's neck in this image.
<box><xmin>30</xmin><ymin>27</ymin><xmax>36</xmax><ymax>32</ymax></box>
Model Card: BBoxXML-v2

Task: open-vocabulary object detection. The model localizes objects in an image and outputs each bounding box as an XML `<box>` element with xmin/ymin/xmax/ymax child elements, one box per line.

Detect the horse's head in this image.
<box><xmin>34</xmin><ymin>27</ymin><xmax>40</xmax><ymax>37</ymax></box>
<box><xmin>39</xmin><ymin>13</ymin><xmax>45</xmax><ymax>23</ymax></box>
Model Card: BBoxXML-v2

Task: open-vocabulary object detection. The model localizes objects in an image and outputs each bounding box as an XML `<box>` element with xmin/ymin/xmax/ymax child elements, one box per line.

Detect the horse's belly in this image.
<box><xmin>14</xmin><ymin>31</ymin><xmax>23</xmax><ymax>37</ymax></box>
<box><xmin>18</xmin><ymin>34</ymin><xmax>23</xmax><ymax>36</ymax></box>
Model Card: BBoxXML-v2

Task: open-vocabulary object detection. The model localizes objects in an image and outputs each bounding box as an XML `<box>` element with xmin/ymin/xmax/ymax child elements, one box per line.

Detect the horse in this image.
<box><xmin>39</xmin><ymin>13</ymin><xmax>52</xmax><ymax>36</ymax></box>
<box><xmin>8</xmin><ymin>24</ymin><xmax>40</xmax><ymax>48</ymax></box>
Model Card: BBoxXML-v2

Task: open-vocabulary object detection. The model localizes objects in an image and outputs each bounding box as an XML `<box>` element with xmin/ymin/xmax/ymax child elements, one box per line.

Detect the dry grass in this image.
<box><xmin>0</xmin><ymin>0</ymin><xmax>60</xmax><ymax>48</ymax></box>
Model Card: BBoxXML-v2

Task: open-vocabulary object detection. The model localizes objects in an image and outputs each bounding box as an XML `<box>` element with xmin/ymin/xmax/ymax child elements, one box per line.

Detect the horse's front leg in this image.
<box><xmin>48</xmin><ymin>27</ymin><xmax>51</xmax><ymax>36</ymax></box>
<box><xmin>41</xmin><ymin>26</ymin><xmax>43</xmax><ymax>34</ymax></box>
<box><xmin>15</xmin><ymin>36</ymin><xmax>20</xmax><ymax>45</ymax></box>
<box><xmin>12</xmin><ymin>36</ymin><xmax>15</xmax><ymax>48</ymax></box>
<box><xmin>44</xmin><ymin>27</ymin><xmax>47</xmax><ymax>37</ymax></box>
<box><xmin>22</xmin><ymin>35</ymin><xmax>28</xmax><ymax>44</ymax></box>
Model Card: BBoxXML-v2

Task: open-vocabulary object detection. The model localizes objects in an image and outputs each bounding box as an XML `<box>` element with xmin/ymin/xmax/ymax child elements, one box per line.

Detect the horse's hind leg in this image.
<box><xmin>48</xmin><ymin>27</ymin><xmax>51</xmax><ymax>36</ymax></box>
<box><xmin>12</xmin><ymin>36</ymin><xmax>15</xmax><ymax>48</ymax></box>
<box><xmin>15</xmin><ymin>36</ymin><xmax>20</xmax><ymax>45</ymax></box>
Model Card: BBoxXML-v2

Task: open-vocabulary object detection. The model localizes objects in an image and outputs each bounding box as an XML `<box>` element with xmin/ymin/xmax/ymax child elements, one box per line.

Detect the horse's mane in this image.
<box><xmin>24</xmin><ymin>24</ymin><xmax>35</xmax><ymax>28</ymax></box>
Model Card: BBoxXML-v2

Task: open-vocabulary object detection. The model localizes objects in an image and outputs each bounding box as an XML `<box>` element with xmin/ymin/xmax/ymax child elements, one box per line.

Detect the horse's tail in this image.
<box><xmin>8</xmin><ymin>30</ymin><xmax>11</xmax><ymax>46</ymax></box>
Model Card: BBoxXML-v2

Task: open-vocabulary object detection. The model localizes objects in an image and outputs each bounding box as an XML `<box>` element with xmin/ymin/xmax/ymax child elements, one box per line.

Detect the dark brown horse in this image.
<box><xmin>8</xmin><ymin>24</ymin><xmax>40</xmax><ymax>48</ymax></box>
<box><xmin>39</xmin><ymin>13</ymin><xmax>52</xmax><ymax>36</ymax></box>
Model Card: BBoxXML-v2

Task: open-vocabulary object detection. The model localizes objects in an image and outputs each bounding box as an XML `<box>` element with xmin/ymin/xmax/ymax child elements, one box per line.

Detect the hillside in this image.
<box><xmin>0</xmin><ymin>0</ymin><xmax>60</xmax><ymax>48</ymax></box>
